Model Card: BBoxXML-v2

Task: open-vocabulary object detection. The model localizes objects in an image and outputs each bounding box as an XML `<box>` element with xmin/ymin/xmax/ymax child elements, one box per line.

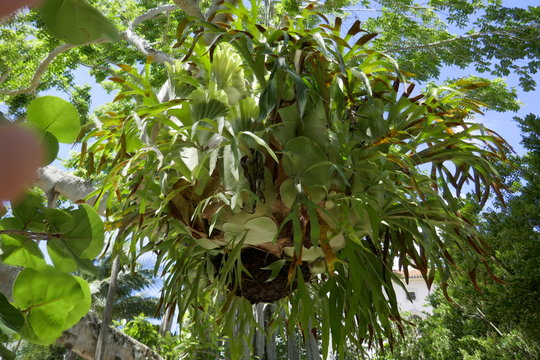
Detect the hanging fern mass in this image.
<box><xmin>80</xmin><ymin>5</ymin><xmax>509</xmax><ymax>354</ymax></box>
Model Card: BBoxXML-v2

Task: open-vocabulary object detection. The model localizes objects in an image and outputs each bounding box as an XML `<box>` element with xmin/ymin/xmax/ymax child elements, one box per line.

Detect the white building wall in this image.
<box><xmin>393</xmin><ymin>277</ymin><xmax>434</xmax><ymax>317</ymax></box>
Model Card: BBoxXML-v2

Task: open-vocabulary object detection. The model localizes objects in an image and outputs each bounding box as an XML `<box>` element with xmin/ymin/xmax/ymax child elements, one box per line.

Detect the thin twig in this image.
<box><xmin>341</xmin><ymin>8</ymin><xmax>381</xmax><ymax>12</ymax></box>
<box><xmin>385</xmin><ymin>30</ymin><xmax>517</xmax><ymax>53</ymax></box>
<box><xmin>0</xmin><ymin>69</ymin><xmax>10</xmax><ymax>85</ymax></box>
<box><xmin>0</xmin><ymin>229</ymin><xmax>63</xmax><ymax>239</ymax></box>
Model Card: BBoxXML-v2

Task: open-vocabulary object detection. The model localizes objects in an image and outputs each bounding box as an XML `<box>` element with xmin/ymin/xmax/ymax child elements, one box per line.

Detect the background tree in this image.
<box><xmin>88</xmin><ymin>255</ymin><xmax>160</xmax><ymax>321</ymax></box>
<box><xmin>373</xmin><ymin>114</ymin><xmax>540</xmax><ymax>360</ymax></box>
<box><xmin>1</xmin><ymin>1</ymin><xmax>538</xmax><ymax>115</ymax></box>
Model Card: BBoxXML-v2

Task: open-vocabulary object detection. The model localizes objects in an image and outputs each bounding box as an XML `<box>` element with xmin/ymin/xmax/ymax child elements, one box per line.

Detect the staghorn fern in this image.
<box><xmin>79</xmin><ymin>4</ymin><xmax>510</xmax><ymax>357</ymax></box>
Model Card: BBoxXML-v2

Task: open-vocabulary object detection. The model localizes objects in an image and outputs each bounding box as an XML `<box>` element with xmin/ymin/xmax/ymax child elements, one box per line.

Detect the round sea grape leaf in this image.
<box><xmin>42</xmin><ymin>131</ymin><xmax>59</xmax><ymax>165</ymax></box>
<box><xmin>64</xmin><ymin>204</ymin><xmax>104</xmax><ymax>259</ymax></box>
<box><xmin>243</xmin><ymin>217</ymin><xmax>278</xmax><ymax>245</ymax></box>
<box><xmin>45</xmin><ymin>205</ymin><xmax>105</xmax><ymax>260</ymax></box>
<box><xmin>12</xmin><ymin>267</ymin><xmax>86</xmax><ymax>343</ymax></box>
<box><xmin>47</xmin><ymin>238</ymin><xmax>79</xmax><ymax>272</ymax></box>
<box><xmin>63</xmin><ymin>276</ymin><xmax>91</xmax><ymax>329</ymax></box>
<box><xmin>43</xmin><ymin>208</ymin><xmax>72</xmax><ymax>229</ymax></box>
<box><xmin>12</xmin><ymin>192</ymin><xmax>44</xmax><ymax>225</ymax></box>
<box><xmin>38</xmin><ymin>0</ymin><xmax>120</xmax><ymax>45</ymax></box>
<box><xmin>0</xmin><ymin>292</ymin><xmax>25</xmax><ymax>335</ymax></box>
<box><xmin>46</xmin><ymin>238</ymin><xmax>99</xmax><ymax>274</ymax></box>
<box><xmin>0</xmin><ymin>235</ymin><xmax>46</xmax><ymax>269</ymax></box>
<box><xmin>0</xmin><ymin>218</ymin><xmax>24</xmax><ymax>230</ymax></box>
<box><xmin>27</xmin><ymin>96</ymin><xmax>81</xmax><ymax>143</ymax></box>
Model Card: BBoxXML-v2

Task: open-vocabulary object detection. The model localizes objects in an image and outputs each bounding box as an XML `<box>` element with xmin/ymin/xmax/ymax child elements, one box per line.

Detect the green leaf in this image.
<box><xmin>243</xmin><ymin>217</ymin><xmax>278</xmax><ymax>245</ymax></box>
<box><xmin>63</xmin><ymin>204</ymin><xmax>105</xmax><ymax>259</ymax></box>
<box><xmin>279</xmin><ymin>178</ymin><xmax>297</xmax><ymax>209</ymax></box>
<box><xmin>64</xmin><ymin>277</ymin><xmax>91</xmax><ymax>328</ymax></box>
<box><xmin>12</xmin><ymin>192</ymin><xmax>44</xmax><ymax>225</ymax></box>
<box><xmin>0</xmin><ymin>235</ymin><xmax>47</xmax><ymax>269</ymax></box>
<box><xmin>223</xmin><ymin>222</ymin><xmax>247</xmax><ymax>244</ymax></box>
<box><xmin>351</xmin><ymin>68</ymin><xmax>372</xmax><ymax>97</ymax></box>
<box><xmin>39</xmin><ymin>0</ymin><xmax>120</xmax><ymax>45</ymax></box>
<box><xmin>262</xmin><ymin>259</ymin><xmax>286</xmax><ymax>282</ymax></box>
<box><xmin>240</xmin><ymin>131</ymin><xmax>278</xmax><ymax>162</ymax></box>
<box><xmin>0</xmin><ymin>343</ymin><xmax>15</xmax><ymax>360</ymax></box>
<box><xmin>13</xmin><ymin>267</ymin><xmax>88</xmax><ymax>343</ymax></box>
<box><xmin>27</xmin><ymin>96</ymin><xmax>81</xmax><ymax>143</ymax></box>
<box><xmin>300</xmin><ymin>100</ymin><xmax>329</xmax><ymax>147</ymax></box>
<box><xmin>47</xmin><ymin>238</ymin><xmax>79</xmax><ymax>272</ymax></box>
<box><xmin>194</xmin><ymin>238</ymin><xmax>221</xmax><ymax>250</ymax></box>
<box><xmin>282</xmin><ymin>136</ymin><xmax>331</xmax><ymax>187</ymax></box>
<box><xmin>0</xmin><ymin>292</ymin><xmax>25</xmax><ymax>335</ymax></box>
<box><xmin>47</xmin><ymin>205</ymin><xmax>104</xmax><ymax>259</ymax></box>
<box><xmin>42</xmin><ymin>205</ymin><xmax>103</xmax><ymax>272</ymax></box>
<box><xmin>42</xmin><ymin>131</ymin><xmax>59</xmax><ymax>165</ymax></box>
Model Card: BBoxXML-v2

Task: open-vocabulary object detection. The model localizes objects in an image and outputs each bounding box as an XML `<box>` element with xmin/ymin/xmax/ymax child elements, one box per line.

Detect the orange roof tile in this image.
<box><xmin>394</xmin><ymin>269</ymin><xmax>423</xmax><ymax>279</ymax></box>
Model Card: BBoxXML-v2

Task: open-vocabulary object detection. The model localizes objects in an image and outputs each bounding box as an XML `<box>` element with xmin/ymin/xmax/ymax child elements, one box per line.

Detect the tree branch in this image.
<box><xmin>122</xmin><ymin>28</ymin><xmax>174</xmax><ymax>64</ymax></box>
<box><xmin>341</xmin><ymin>8</ymin><xmax>382</xmax><ymax>12</ymax></box>
<box><xmin>0</xmin><ymin>39</ymin><xmax>108</xmax><ymax>96</ymax></box>
<box><xmin>59</xmin><ymin>312</ymin><xmax>164</xmax><ymax>360</ymax></box>
<box><xmin>0</xmin><ymin>262</ymin><xmax>20</xmax><ymax>300</ymax></box>
<box><xmin>36</xmin><ymin>166</ymin><xmax>97</xmax><ymax>205</ymax></box>
<box><xmin>0</xmin><ymin>69</ymin><xmax>10</xmax><ymax>85</ymax></box>
<box><xmin>95</xmin><ymin>255</ymin><xmax>121</xmax><ymax>360</ymax></box>
<box><xmin>1</xmin><ymin>4</ymin><xmax>180</xmax><ymax>96</ymax></box>
<box><xmin>384</xmin><ymin>31</ymin><xmax>514</xmax><ymax>53</ymax></box>
<box><xmin>131</xmin><ymin>4</ymin><xmax>179</xmax><ymax>27</ymax></box>
<box><xmin>173</xmin><ymin>0</ymin><xmax>203</xmax><ymax>19</ymax></box>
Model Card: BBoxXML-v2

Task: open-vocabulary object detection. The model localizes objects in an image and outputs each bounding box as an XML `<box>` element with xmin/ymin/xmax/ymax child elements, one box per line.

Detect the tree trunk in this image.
<box><xmin>264</xmin><ymin>304</ymin><xmax>277</xmax><ymax>360</ymax></box>
<box><xmin>0</xmin><ymin>261</ymin><xmax>20</xmax><ymax>300</ymax></box>
<box><xmin>233</xmin><ymin>317</ymin><xmax>251</xmax><ymax>360</ymax></box>
<box><xmin>286</xmin><ymin>328</ymin><xmax>300</xmax><ymax>360</ymax></box>
<box><xmin>306</xmin><ymin>328</ymin><xmax>321</xmax><ymax>360</ymax></box>
<box><xmin>254</xmin><ymin>303</ymin><xmax>266</xmax><ymax>359</ymax></box>
<box><xmin>58</xmin><ymin>313</ymin><xmax>163</xmax><ymax>360</ymax></box>
<box><xmin>158</xmin><ymin>304</ymin><xmax>175</xmax><ymax>336</ymax></box>
<box><xmin>95</xmin><ymin>255</ymin><xmax>121</xmax><ymax>360</ymax></box>
<box><xmin>64</xmin><ymin>349</ymin><xmax>79</xmax><ymax>360</ymax></box>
